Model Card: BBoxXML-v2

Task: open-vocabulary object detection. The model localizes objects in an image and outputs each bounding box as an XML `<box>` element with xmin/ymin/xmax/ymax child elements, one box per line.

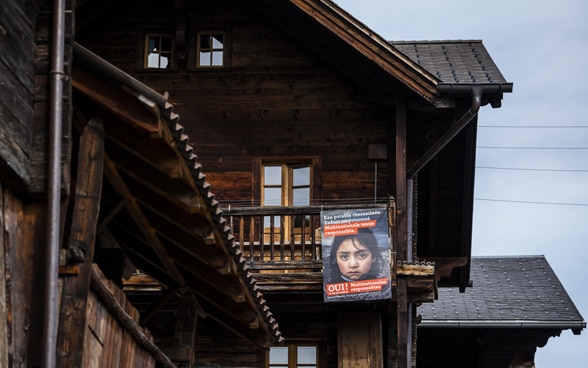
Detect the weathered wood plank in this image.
<box><xmin>0</xmin><ymin>183</ymin><xmax>9</xmax><ymax>368</ymax></box>
<box><xmin>56</xmin><ymin>119</ymin><xmax>105</xmax><ymax>367</ymax></box>
<box><xmin>3</xmin><ymin>186</ymin><xmax>26</xmax><ymax>367</ymax></box>
<box><xmin>90</xmin><ymin>265</ymin><xmax>176</xmax><ymax>368</ymax></box>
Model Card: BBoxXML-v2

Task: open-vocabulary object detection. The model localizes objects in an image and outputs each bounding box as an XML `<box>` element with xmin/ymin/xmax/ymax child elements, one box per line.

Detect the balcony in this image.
<box><xmin>223</xmin><ymin>203</ymin><xmax>388</xmax><ymax>292</ymax></box>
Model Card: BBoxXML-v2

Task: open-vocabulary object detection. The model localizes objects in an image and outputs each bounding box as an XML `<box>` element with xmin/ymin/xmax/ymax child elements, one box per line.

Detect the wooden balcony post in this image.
<box><xmin>395</xmin><ymin>94</ymin><xmax>410</xmax><ymax>368</ymax></box>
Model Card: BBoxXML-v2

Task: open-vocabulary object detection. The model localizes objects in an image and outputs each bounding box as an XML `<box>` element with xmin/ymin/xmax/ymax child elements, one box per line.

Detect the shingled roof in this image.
<box><xmin>419</xmin><ymin>256</ymin><xmax>586</xmax><ymax>334</ymax></box>
<box><xmin>391</xmin><ymin>40</ymin><xmax>511</xmax><ymax>86</ymax></box>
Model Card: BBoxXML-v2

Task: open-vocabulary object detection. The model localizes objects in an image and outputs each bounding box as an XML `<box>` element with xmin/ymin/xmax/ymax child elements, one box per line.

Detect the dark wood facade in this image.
<box><xmin>0</xmin><ymin>0</ymin><xmax>516</xmax><ymax>367</ymax></box>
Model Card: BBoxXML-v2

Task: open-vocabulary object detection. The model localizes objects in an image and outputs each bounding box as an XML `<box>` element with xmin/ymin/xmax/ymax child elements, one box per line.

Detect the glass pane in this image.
<box><xmin>147</xmin><ymin>52</ymin><xmax>159</xmax><ymax>68</ymax></box>
<box><xmin>161</xmin><ymin>37</ymin><xmax>172</xmax><ymax>52</ymax></box>
<box><xmin>264</xmin><ymin>187</ymin><xmax>282</xmax><ymax>206</ymax></box>
<box><xmin>159</xmin><ymin>55</ymin><xmax>169</xmax><ymax>69</ymax></box>
<box><xmin>148</xmin><ymin>36</ymin><xmax>158</xmax><ymax>51</ymax></box>
<box><xmin>200</xmin><ymin>34</ymin><xmax>211</xmax><ymax>49</ymax></box>
<box><xmin>212</xmin><ymin>34</ymin><xmax>224</xmax><ymax>48</ymax></box>
<box><xmin>264</xmin><ymin>166</ymin><xmax>282</xmax><ymax>185</ymax></box>
<box><xmin>293</xmin><ymin>166</ymin><xmax>310</xmax><ymax>186</ymax></box>
<box><xmin>297</xmin><ymin>346</ymin><xmax>316</xmax><ymax>364</ymax></box>
<box><xmin>212</xmin><ymin>50</ymin><xmax>223</xmax><ymax>66</ymax></box>
<box><xmin>199</xmin><ymin>51</ymin><xmax>211</xmax><ymax>66</ymax></box>
<box><xmin>293</xmin><ymin>187</ymin><xmax>309</xmax><ymax>206</ymax></box>
<box><xmin>264</xmin><ymin>215</ymin><xmax>281</xmax><ymax>229</ymax></box>
<box><xmin>269</xmin><ymin>347</ymin><xmax>288</xmax><ymax>364</ymax></box>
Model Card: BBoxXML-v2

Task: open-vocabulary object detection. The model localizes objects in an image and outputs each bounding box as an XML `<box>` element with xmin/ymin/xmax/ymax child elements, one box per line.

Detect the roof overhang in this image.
<box><xmin>72</xmin><ymin>43</ymin><xmax>281</xmax><ymax>348</ymax></box>
<box><xmin>419</xmin><ymin>320</ymin><xmax>586</xmax><ymax>335</ymax></box>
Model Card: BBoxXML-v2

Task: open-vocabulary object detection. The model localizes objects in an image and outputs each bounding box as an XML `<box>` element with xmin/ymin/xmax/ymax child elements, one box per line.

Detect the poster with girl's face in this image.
<box><xmin>321</xmin><ymin>208</ymin><xmax>392</xmax><ymax>302</ymax></box>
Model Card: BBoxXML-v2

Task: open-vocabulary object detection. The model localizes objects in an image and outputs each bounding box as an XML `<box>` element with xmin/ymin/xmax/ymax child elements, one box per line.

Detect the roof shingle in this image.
<box><xmin>391</xmin><ymin>40</ymin><xmax>509</xmax><ymax>85</ymax></box>
<box><xmin>419</xmin><ymin>256</ymin><xmax>585</xmax><ymax>332</ymax></box>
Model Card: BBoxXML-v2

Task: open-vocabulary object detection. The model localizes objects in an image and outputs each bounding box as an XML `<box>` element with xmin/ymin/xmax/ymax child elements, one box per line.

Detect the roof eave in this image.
<box><xmin>419</xmin><ymin>319</ymin><xmax>586</xmax><ymax>334</ymax></box>
<box><xmin>290</xmin><ymin>0</ymin><xmax>440</xmax><ymax>103</ymax></box>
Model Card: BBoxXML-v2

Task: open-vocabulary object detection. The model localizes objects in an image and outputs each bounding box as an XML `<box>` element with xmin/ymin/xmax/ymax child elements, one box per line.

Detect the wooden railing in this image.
<box><xmin>224</xmin><ymin>203</ymin><xmax>391</xmax><ymax>291</ymax></box>
<box><xmin>224</xmin><ymin>203</ymin><xmax>388</xmax><ymax>264</ymax></box>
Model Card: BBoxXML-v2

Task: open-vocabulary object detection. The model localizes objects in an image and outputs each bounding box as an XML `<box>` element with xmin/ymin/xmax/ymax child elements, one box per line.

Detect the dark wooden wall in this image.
<box><xmin>77</xmin><ymin>0</ymin><xmax>397</xmax><ymax>205</ymax></box>
<box><xmin>0</xmin><ymin>0</ymin><xmax>39</xmax><ymax>190</ymax></box>
<box><xmin>417</xmin><ymin>328</ymin><xmax>547</xmax><ymax>368</ymax></box>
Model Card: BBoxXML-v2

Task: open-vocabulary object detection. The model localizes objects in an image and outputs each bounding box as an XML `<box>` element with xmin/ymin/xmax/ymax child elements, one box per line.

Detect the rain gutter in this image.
<box><xmin>437</xmin><ymin>82</ymin><xmax>513</xmax><ymax>95</ymax></box>
<box><xmin>419</xmin><ymin>320</ymin><xmax>586</xmax><ymax>335</ymax></box>
<box><xmin>43</xmin><ymin>0</ymin><xmax>66</xmax><ymax>366</ymax></box>
<box><xmin>408</xmin><ymin>86</ymin><xmax>484</xmax><ymax>178</ymax></box>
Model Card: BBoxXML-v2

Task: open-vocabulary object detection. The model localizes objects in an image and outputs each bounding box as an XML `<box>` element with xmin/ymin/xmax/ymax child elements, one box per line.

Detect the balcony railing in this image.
<box><xmin>223</xmin><ymin>203</ymin><xmax>389</xmax><ymax>267</ymax></box>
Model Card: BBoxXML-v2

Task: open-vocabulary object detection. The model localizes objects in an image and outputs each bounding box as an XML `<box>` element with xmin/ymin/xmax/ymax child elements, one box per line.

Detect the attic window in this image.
<box><xmin>197</xmin><ymin>32</ymin><xmax>225</xmax><ymax>67</ymax></box>
<box><xmin>145</xmin><ymin>34</ymin><xmax>173</xmax><ymax>69</ymax></box>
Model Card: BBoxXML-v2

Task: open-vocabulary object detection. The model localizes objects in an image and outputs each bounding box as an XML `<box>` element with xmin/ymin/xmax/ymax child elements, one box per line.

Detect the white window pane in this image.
<box><xmin>293</xmin><ymin>166</ymin><xmax>310</xmax><ymax>186</ymax></box>
<box><xmin>264</xmin><ymin>187</ymin><xmax>281</xmax><ymax>206</ymax></box>
<box><xmin>264</xmin><ymin>166</ymin><xmax>282</xmax><ymax>185</ymax></box>
<box><xmin>212</xmin><ymin>50</ymin><xmax>223</xmax><ymax>66</ymax></box>
<box><xmin>297</xmin><ymin>346</ymin><xmax>316</xmax><ymax>364</ymax></box>
<box><xmin>212</xmin><ymin>34</ymin><xmax>224</xmax><ymax>48</ymax></box>
<box><xmin>199</xmin><ymin>51</ymin><xmax>211</xmax><ymax>66</ymax></box>
<box><xmin>147</xmin><ymin>52</ymin><xmax>160</xmax><ymax>68</ymax></box>
<box><xmin>269</xmin><ymin>347</ymin><xmax>288</xmax><ymax>364</ymax></box>
<box><xmin>293</xmin><ymin>187</ymin><xmax>309</xmax><ymax>206</ymax></box>
<box><xmin>159</xmin><ymin>55</ymin><xmax>169</xmax><ymax>68</ymax></box>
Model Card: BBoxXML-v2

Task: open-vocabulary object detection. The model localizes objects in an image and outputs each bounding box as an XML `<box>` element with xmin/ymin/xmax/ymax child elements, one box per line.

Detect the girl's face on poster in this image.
<box><xmin>335</xmin><ymin>238</ymin><xmax>374</xmax><ymax>280</ymax></box>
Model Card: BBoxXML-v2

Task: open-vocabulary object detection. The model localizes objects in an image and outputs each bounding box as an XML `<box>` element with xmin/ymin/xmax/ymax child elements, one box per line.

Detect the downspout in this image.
<box><xmin>408</xmin><ymin>86</ymin><xmax>483</xmax><ymax>178</ymax></box>
<box><xmin>42</xmin><ymin>0</ymin><xmax>66</xmax><ymax>366</ymax></box>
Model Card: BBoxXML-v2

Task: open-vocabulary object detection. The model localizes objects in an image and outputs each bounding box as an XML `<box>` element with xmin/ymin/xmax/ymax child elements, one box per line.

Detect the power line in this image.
<box><xmin>476</xmin><ymin>166</ymin><xmax>588</xmax><ymax>173</ymax></box>
<box><xmin>475</xmin><ymin>198</ymin><xmax>588</xmax><ymax>207</ymax></box>
<box><xmin>479</xmin><ymin>125</ymin><xmax>588</xmax><ymax>128</ymax></box>
<box><xmin>478</xmin><ymin>146</ymin><xmax>588</xmax><ymax>150</ymax></box>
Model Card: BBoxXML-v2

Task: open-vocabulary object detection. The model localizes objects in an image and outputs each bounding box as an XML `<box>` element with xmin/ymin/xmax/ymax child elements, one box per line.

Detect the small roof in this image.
<box><xmin>419</xmin><ymin>256</ymin><xmax>586</xmax><ymax>334</ymax></box>
<box><xmin>391</xmin><ymin>40</ymin><xmax>511</xmax><ymax>86</ymax></box>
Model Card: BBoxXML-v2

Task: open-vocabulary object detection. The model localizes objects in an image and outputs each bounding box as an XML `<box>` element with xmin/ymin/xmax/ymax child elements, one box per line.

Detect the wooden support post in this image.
<box><xmin>56</xmin><ymin>119</ymin><xmax>104</xmax><ymax>367</ymax></box>
<box><xmin>169</xmin><ymin>291</ymin><xmax>200</xmax><ymax>367</ymax></box>
<box><xmin>395</xmin><ymin>95</ymin><xmax>409</xmax><ymax>368</ymax></box>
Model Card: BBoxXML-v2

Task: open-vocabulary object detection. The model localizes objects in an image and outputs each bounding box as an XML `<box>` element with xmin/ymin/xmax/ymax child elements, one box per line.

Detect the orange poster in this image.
<box><xmin>321</xmin><ymin>208</ymin><xmax>391</xmax><ymax>302</ymax></box>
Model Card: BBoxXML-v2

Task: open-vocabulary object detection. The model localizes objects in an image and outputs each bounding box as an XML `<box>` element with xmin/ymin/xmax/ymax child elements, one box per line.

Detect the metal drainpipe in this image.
<box><xmin>408</xmin><ymin>87</ymin><xmax>483</xmax><ymax>178</ymax></box>
<box><xmin>42</xmin><ymin>0</ymin><xmax>66</xmax><ymax>366</ymax></box>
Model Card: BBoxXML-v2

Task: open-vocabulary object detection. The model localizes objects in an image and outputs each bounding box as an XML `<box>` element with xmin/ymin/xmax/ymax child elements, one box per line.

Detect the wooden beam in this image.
<box><xmin>103</xmin><ymin>151</ymin><xmax>187</xmax><ymax>287</ymax></box>
<box><xmin>57</xmin><ymin>119</ymin><xmax>104</xmax><ymax>367</ymax></box>
<box><xmin>422</xmin><ymin>257</ymin><xmax>469</xmax><ymax>282</ymax></box>
<box><xmin>168</xmin><ymin>291</ymin><xmax>198</xmax><ymax>366</ymax></box>
<box><xmin>395</xmin><ymin>94</ymin><xmax>409</xmax><ymax>368</ymax></box>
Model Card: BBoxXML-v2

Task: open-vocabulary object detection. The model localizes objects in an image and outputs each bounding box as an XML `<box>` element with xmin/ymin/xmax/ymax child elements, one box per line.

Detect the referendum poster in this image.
<box><xmin>321</xmin><ymin>208</ymin><xmax>391</xmax><ymax>302</ymax></box>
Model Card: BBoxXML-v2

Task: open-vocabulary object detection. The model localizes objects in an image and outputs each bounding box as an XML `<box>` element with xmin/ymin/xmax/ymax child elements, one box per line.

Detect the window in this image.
<box><xmin>144</xmin><ymin>34</ymin><xmax>173</xmax><ymax>69</ymax></box>
<box><xmin>269</xmin><ymin>345</ymin><xmax>317</xmax><ymax>368</ymax></box>
<box><xmin>262</xmin><ymin>163</ymin><xmax>311</xmax><ymax>234</ymax></box>
<box><xmin>262</xmin><ymin>164</ymin><xmax>310</xmax><ymax>207</ymax></box>
<box><xmin>197</xmin><ymin>32</ymin><xmax>225</xmax><ymax>67</ymax></box>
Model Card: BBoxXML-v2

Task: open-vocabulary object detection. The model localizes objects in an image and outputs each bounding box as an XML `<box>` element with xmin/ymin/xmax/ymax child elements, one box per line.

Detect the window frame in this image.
<box><xmin>267</xmin><ymin>343</ymin><xmax>320</xmax><ymax>368</ymax></box>
<box><xmin>261</xmin><ymin>163</ymin><xmax>311</xmax><ymax>207</ymax></box>
<box><xmin>253</xmin><ymin>157</ymin><xmax>321</xmax><ymax>207</ymax></box>
<box><xmin>196</xmin><ymin>31</ymin><xmax>227</xmax><ymax>68</ymax></box>
<box><xmin>143</xmin><ymin>33</ymin><xmax>175</xmax><ymax>70</ymax></box>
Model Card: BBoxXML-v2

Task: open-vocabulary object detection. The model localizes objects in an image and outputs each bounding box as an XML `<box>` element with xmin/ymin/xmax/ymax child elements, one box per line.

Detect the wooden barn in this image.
<box><xmin>0</xmin><ymin>0</ymin><xmax>556</xmax><ymax>367</ymax></box>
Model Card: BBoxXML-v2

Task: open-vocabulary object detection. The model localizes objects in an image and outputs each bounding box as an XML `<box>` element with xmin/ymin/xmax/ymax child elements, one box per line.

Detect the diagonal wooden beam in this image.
<box><xmin>103</xmin><ymin>151</ymin><xmax>187</xmax><ymax>287</ymax></box>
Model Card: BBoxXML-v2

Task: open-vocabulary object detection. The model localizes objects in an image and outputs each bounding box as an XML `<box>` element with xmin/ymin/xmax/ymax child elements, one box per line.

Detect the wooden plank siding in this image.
<box><xmin>0</xmin><ymin>0</ymin><xmax>39</xmax><ymax>189</ymax></box>
<box><xmin>76</xmin><ymin>0</ymin><xmax>397</xmax><ymax>206</ymax></box>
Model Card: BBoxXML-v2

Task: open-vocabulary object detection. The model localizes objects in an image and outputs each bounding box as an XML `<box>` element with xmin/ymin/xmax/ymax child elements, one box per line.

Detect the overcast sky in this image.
<box><xmin>334</xmin><ymin>0</ymin><xmax>588</xmax><ymax>366</ymax></box>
